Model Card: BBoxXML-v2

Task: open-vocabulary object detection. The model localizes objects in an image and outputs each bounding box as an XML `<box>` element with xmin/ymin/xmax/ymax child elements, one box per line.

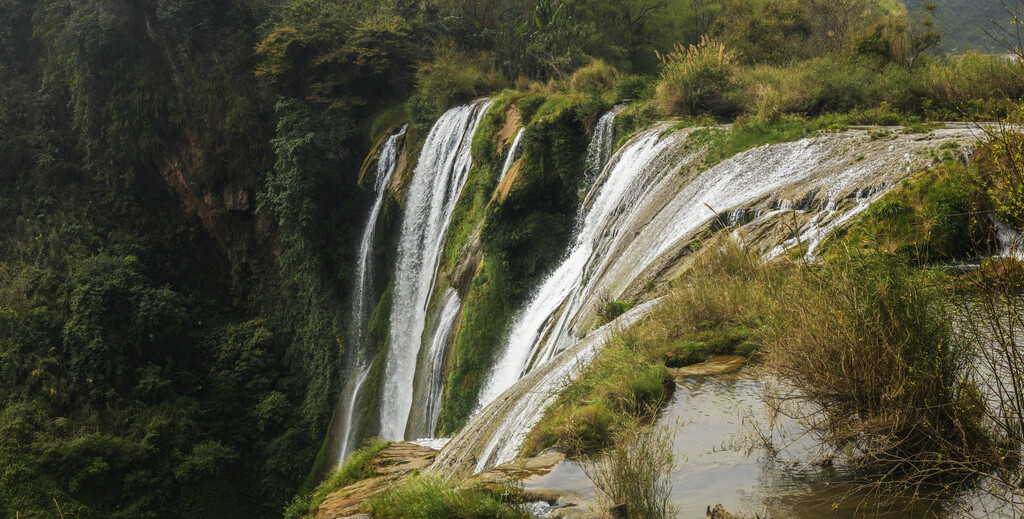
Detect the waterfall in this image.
<box><xmin>334</xmin><ymin>125</ymin><xmax>406</xmax><ymax>462</ymax></box>
<box><xmin>379</xmin><ymin>99</ymin><xmax>492</xmax><ymax>440</ymax></box>
<box><xmin>475</xmin><ymin>128</ymin><xmax>676</xmax><ymax>411</ymax></box>
<box><xmin>990</xmin><ymin>215</ymin><xmax>1024</xmax><ymax>260</ymax></box>
<box><xmin>584</xmin><ymin>108</ymin><xmax>619</xmax><ymax>181</ymax></box>
<box><xmin>424</xmin><ymin>288</ymin><xmax>461</xmax><ymax>435</ymax></box>
<box><xmin>429</xmin><ymin>300</ymin><xmax>661</xmax><ymax>478</ymax></box>
<box><xmin>497</xmin><ymin>129</ymin><xmax>524</xmax><ymax>184</ymax></box>
<box><xmin>439</xmin><ymin>126</ymin><xmax>975</xmax><ymax>475</ymax></box>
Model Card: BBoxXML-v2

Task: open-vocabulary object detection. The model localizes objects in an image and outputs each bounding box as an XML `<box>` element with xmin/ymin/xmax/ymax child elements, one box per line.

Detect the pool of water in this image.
<box><xmin>523</xmin><ymin>367</ymin><xmax>1013</xmax><ymax>518</ymax></box>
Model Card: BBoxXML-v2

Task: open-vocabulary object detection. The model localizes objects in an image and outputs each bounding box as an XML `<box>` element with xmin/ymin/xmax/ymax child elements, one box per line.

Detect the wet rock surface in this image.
<box><xmin>673</xmin><ymin>355</ymin><xmax>748</xmax><ymax>377</ymax></box>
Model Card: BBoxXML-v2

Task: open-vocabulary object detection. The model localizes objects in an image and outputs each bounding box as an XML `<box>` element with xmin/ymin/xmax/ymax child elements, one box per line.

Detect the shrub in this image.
<box><xmin>764</xmin><ymin>251</ymin><xmax>994</xmax><ymax>482</ymax></box>
<box><xmin>598</xmin><ymin>299</ymin><xmax>632</xmax><ymax>324</ymax></box>
<box><xmin>569</xmin><ymin>59</ymin><xmax>619</xmax><ymax>94</ymax></box>
<box><xmin>654</xmin><ymin>37</ymin><xmax>738</xmax><ymax>117</ymax></box>
<box><xmin>580</xmin><ymin>426</ymin><xmax>677</xmax><ymax>519</ymax></box>
<box><xmin>616</xmin><ymin>75</ymin><xmax>656</xmax><ymax>102</ymax></box>
<box><xmin>415</xmin><ymin>41</ymin><xmax>504</xmax><ymax>115</ymax></box>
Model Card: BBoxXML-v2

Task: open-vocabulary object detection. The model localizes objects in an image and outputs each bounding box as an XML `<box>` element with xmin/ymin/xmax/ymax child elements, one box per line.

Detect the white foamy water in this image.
<box><xmin>335</xmin><ymin>125</ymin><xmax>406</xmax><ymax>462</ymax></box>
<box><xmin>379</xmin><ymin>99</ymin><xmax>492</xmax><ymax>440</ymax></box>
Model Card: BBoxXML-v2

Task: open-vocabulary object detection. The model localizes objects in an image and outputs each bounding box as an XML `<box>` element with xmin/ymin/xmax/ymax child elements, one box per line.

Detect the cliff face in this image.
<box><xmin>0</xmin><ymin>2</ymin><xmax>372</xmax><ymax>516</ymax></box>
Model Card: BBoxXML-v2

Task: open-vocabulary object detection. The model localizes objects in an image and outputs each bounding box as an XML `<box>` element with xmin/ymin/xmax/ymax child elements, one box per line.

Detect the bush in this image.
<box><xmin>569</xmin><ymin>59</ymin><xmax>619</xmax><ymax>94</ymax></box>
<box><xmin>616</xmin><ymin>75</ymin><xmax>656</xmax><ymax>102</ymax></box>
<box><xmin>598</xmin><ymin>299</ymin><xmax>632</xmax><ymax>323</ymax></box>
<box><xmin>764</xmin><ymin>251</ymin><xmax>994</xmax><ymax>481</ymax></box>
<box><xmin>654</xmin><ymin>37</ymin><xmax>739</xmax><ymax>117</ymax></box>
<box><xmin>415</xmin><ymin>41</ymin><xmax>504</xmax><ymax>115</ymax></box>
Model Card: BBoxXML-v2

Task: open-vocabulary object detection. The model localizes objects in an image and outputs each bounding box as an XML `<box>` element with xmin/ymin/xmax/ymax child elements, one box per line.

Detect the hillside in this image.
<box><xmin>0</xmin><ymin>0</ymin><xmax>1021</xmax><ymax>517</ymax></box>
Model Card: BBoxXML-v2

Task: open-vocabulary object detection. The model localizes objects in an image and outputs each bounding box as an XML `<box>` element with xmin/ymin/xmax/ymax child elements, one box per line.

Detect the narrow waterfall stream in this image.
<box><xmin>334</xmin><ymin>125</ymin><xmax>406</xmax><ymax>461</ymax></box>
<box><xmin>498</xmin><ymin>128</ymin><xmax>524</xmax><ymax>184</ymax></box>
<box><xmin>380</xmin><ymin>99</ymin><xmax>492</xmax><ymax>441</ymax></box>
<box><xmin>423</xmin><ymin>288</ymin><xmax>461</xmax><ymax>436</ymax></box>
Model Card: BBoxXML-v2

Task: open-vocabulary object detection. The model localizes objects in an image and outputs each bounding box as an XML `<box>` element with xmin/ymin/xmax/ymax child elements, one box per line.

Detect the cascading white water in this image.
<box><xmin>351</xmin><ymin>126</ymin><xmax>407</xmax><ymax>354</ymax></box>
<box><xmin>429</xmin><ymin>300</ymin><xmax>661</xmax><ymax>478</ymax></box>
<box><xmin>583</xmin><ymin>108</ymin><xmax>619</xmax><ymax>181</ymax></box>
<box><xmin>438</xmin><ymin>126</ymin><xmax>975</xmax><ymax>476</ymax></box>
<box><xmin>424</xmin><ymin>288</ymin><xmax>461</xmax><ymax>435</ymax></box>
<box><xmin>497</xmin><ymin>128</ymin><xmax>524</xmax><ymax>184</ymax></box>
<box><xmin>990</xmin><ymin>215</ymin><xmax>1024</xmax><ymax>260</ymax></box>
<box><xmin>474</xmin><ymin>115</ymin><xmax>663</xmax><ymax>411</ymax></box>
<box><xmin>379</xmin><ymin>99</ymin><xmax>492</xmax><ymax>440</ymax></box>
<box><xmin>335</xmin><ymin>125</ymin><xmax>406</xmax><ymax>462</ymax></box>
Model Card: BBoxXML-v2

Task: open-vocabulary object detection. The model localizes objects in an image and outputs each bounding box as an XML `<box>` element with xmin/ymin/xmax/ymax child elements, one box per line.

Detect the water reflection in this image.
<box><xmin>523</xmin><ymin>367</ymin><xmax>1016</xmax><ymax>518</ymax></box>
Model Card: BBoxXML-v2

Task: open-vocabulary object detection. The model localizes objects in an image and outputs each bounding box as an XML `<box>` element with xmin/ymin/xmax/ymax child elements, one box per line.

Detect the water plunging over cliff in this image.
<box><xmin>335</xmin><ymin>125</ymin><xmax>406</xmax><ymax>461</ymax></box>
<box><xmin>423</xmin><ymin>288</ymin><xmax>461</xmax><ymax>435</ymax></box>
<box><xmin>475</xmin><ymin>126</ymin><xmax>674</xmax><ymax>411</ymax></box>
<box><xmin>584</xmin><ymin>108</ymin><xmax>618</xmax><ymax>182</ymax></box>
<box><xmin>498</xmin><ymin>129</ymin><xmax>524</xmax><ymax>184</ymax></box>
<box><xmin>379</xmin><ymin>99</ymin><xmax>492</xmax><ymax>441</ymax></box>
<box><xmin>438</xmin><ymin>125</ymin><xmax>976</xmax><ymax>476</ymax></box>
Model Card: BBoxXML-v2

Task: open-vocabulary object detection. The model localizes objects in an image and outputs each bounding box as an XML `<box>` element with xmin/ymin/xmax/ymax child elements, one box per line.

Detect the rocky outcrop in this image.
<box><xmin>315</xmin><ymin>443</ymin><xmax>438</xmax><ymax>519</ymax></box>
<box><xmin>450</xmin><ymin>225</ymin><xmax>484</xmax><ymax>298</ymax></box>
<box><xmin>707</xmin><ymin>504</ymin><xmax>738</xmax><ymax>519</ymax></box>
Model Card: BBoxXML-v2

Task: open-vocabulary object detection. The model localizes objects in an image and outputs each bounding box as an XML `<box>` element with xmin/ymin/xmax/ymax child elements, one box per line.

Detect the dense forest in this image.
<box><xmin>0</xmin><ymin>0</ymin><xmax>1021</xmax><ymax>517</ymax></box>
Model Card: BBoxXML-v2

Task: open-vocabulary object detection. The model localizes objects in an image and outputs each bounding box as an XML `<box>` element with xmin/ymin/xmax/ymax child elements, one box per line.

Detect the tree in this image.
<box><xmin>805</xmin><ymin>0</ymin><xmax>874</xmax><ymax>53</ymax></box>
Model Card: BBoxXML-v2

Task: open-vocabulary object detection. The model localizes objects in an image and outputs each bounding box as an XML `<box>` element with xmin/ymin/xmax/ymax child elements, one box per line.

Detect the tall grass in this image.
<box><xmin>365</xmin><ymin>476</ymin><xmax>529</xmax><ymax>519</ymax></box>
<box><xmin>580</xmin><ymin>426</ymin><xmax>677</xmax><ymax>519</ymax></box>
<box><xmin>763</xmin><ymin>251</ymin><xmax>992</xmax><ymax>483</ymax></box>
<box><xmin>654</xmin><ymin>37</ymin><xmax>738</xmax><ymax>117</ymax></box>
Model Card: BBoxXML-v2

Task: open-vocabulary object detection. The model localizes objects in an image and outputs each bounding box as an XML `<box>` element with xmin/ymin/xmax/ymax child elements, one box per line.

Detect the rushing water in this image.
<box><xmin>583</xmin><ymin>108</ymin><xmax>619</xmax><ymax>182</ymax></box>
<box><xmin>335</xmin><ymin>125</ymin><xmax>406</xmax><ymax>461</ymax></box>
<box><xmin>379</xmin><ymin>99</ymin><xmax>492</xmax><ymax>440</ymax></box>
<box><xmin>439</xmin><ymin>126</ymin><xmax>977</xmax><ymax>476</ymax></box>
<box><xmin>498</xmin><ymin>128</ymin><xmax>524</xmax><ymax>184</ymax></box>
<box><xmin>429</xmin><ymin>300</ymin><xmax>662</xmax><ymax>477</ymax></box>
<box><xmin>475</xmin><ymin>108</ymin><xmax>633</xmax><ymax>410</ymax></box>
<box><xmin>424</xmin><ymin>288</ymin><xmax>461</xmax><ymax>435</ymax></box>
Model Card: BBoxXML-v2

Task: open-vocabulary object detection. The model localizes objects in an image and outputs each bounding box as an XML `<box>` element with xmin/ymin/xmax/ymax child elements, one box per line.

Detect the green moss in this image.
<box><xmin>821</xmin><ymin>161</ymin><xmax>994</xmax><ymax>262</ymax></box>
<box><xmin>436</xmin><ymin>257</ymin><xmax>511</xmax><ymax>435</ymax></box>
<box><xmin>352</xmin><ymin>281</ymin><xmax>394</xmax><ymax>440</ymax></box>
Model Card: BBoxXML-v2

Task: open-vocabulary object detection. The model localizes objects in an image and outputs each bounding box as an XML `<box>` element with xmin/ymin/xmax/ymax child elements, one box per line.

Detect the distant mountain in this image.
<box><xmin>904</xmin><ymin>0</ymin><xmax>1009</xmax><ymax>52</ymax></box>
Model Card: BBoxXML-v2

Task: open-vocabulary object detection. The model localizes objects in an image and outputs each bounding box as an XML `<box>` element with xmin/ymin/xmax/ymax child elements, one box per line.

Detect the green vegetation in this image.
<box><xmin>437</xmin><ymin>91</ymin><xmax>612</xmax><ymax>434</ymax></box>
<box><xmin>522</xmin><ymin>340</ymin><xmax>674</xmax><ymax>455</ymax></box>
<box><xmin>365</xmin><ymin>476</ymin><xmax>529</xmax><ymax>519</ymax></box>
<box><xmin>285</xmin><ymin>439</ymin><xmax>391</xmax><ymax>519</ymax></box>
<box><xmin>826</xmin><ymin>161</ymin><xmax>994</xmax><ymax>261</ymax></box>
<box><xmin>1</xmin><ymin>0</ymin><xmax>1021</xmax><ymax>515</ymax></box>
<box><xmin>580</xmin><ymin>426</ymin><xmax>677</xmax><ymax>519</ymax></box>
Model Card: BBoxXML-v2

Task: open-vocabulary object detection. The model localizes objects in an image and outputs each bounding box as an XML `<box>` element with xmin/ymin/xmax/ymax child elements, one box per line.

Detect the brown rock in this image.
<box><xmin>673</xmin><ymin>355</ymin><xmax>747</xmax><ymax>377</ymax></box>
<box><xmin>223</xmin><ymin>184</ymin><xmax>250</xmax><ymax>212</ymax></box>
<box><xmin>707</xmin><ymin>504</ymin><xmax>737</xmax><ymax>519</ymax></box>
<box><xmin>315</xmin><ymin>443</ymin><xmax>438</xmax><ymax>519</ymax></box>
